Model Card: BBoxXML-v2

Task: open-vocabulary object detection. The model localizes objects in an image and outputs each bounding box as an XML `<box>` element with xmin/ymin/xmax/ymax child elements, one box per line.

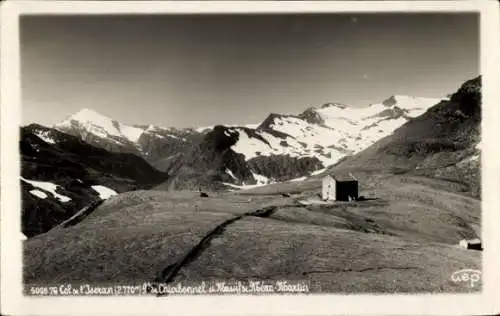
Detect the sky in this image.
<box><xmin>21</xmin><ymin>13</ymin><xmax>479</xmax><ymax>128</ymax></box>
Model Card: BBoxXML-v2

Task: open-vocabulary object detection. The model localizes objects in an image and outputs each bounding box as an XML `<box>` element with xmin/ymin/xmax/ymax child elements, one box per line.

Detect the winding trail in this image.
<box><xmin>152</xmin><ymin>205</ymin><xmax>280</xmax><ymax>296</ymax></box>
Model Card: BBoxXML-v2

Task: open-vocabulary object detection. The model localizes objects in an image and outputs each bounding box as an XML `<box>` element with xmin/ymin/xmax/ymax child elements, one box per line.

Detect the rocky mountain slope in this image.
<box><xmin>155</xmin><ymin>125</ymin><xmax>256</xmax><ymax>191</ymax></box>
<box><xmin>54</xmin><ymin>95</ymin><xmax>443</xmax><ymax>185</ymax></box>
<box><xmin>153</xmin><ymin>125</ymin><xmax>325</xmax><ymax>191</ymax></box>
<box><xmin>330</xmin><ymin>76</ymin><xmax>481</xmax><ymax>198</ymax></box>
<box><xmin>20</xmin><ymin>124</ymin><xmax>168</xmax><ymax>237</ymax></box>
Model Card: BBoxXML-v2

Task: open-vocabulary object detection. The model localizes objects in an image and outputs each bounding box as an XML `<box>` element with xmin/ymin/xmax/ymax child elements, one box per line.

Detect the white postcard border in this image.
<box><xmin>1</xmin><ymin>1</ymin><xmax>499</xmax><ymax>315</ymax></box>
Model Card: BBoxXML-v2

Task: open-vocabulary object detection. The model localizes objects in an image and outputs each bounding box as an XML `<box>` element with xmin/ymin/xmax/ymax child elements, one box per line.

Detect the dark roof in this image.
<box><xmin>324</xmin><ymin>172</ymin><xmax>358</xmax><ymax>182</ymax></box>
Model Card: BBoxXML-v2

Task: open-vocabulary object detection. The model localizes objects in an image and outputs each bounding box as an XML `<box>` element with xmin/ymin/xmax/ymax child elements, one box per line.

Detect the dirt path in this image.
<box><xmin>152</xmin><ymin>205</ymin><xmax>281</xmax><ymax>296</ymax></box>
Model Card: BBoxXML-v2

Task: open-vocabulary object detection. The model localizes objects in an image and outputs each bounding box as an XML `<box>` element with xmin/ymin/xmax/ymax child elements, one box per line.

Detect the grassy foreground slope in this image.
<box><xmin>24</xmin><ymin>172</ymin><xmax>481</xmax><ymax>293</ymax></box>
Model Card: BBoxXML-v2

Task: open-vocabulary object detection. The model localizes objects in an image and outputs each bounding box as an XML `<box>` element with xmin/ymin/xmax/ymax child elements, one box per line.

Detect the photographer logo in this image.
<box><xmin>451</xmin><ymin>269</ymin><xmax>481</xmax><ymax>288</ymax></box>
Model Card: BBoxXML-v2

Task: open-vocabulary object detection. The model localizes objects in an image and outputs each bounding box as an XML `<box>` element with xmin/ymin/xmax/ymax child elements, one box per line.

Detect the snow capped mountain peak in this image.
<box><xmin>58</xmin><ymin>108</ymin><xmax>116</xmax><ymax>132</ymax></box>
<box><xmin>382</xmin><ymin>95</ymin><xmax>405</xmax><ymax>107</ymax></box>
<box><xmin>319</xmin><ymin>102</ymin><xmax>349</xmax><ymax>109</ymax></box>
<box><xmin>51</xmin><ymin>92</ymin><xmax>445</xmax><ymax>178</ymax></box>
<box><xmin>233</xmin><ymin>94</ymin><xmax>444</xmax><ymax>168</ymax></box>
<box><xmin>55</xmin><ymin>108</ymin><xmax>144</xmax><ymax>143</ymax></box>
<box><xmin>381</xmin><ymin>95</ymin><xmax>443</xmax><ymax>110</ymax></box>
<box><xmin>70</xmin><ymin>108</ymin><xmax>113</xmax><ymax>123</ymax></box>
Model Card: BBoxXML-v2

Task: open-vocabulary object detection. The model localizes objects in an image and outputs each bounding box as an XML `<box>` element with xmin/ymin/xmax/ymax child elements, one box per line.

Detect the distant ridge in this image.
<box><xmin>331</xmin><ymin>76</ymin><xmax>481</xmax><ymax>197</ymax></box>
<box><xmin>48</xmin><ymin>94</ymin><xmax>443</xmax><ymax>187</ymax></box>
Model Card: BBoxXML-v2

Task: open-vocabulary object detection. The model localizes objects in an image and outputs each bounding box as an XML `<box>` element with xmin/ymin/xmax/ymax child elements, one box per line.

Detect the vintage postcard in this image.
<box><xmin>1</xmin><ymin>1</ymin><xmax>499</xmax><ymax>315</ymax></box>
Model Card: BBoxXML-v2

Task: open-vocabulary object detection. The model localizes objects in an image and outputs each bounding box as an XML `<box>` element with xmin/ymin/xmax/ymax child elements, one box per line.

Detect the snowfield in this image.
<box><xmin>227</xmin><ymin>96</ymin><xmax>442</xmax><ymax>167</ymax></box>
<box><xmin>226</xmin><ymin>169</ymin><xmax>237</xmax><ymax>180</ymax></box>
<box><xmin>21</xmin><ymin>177</ymin><xmax>72</xmax><ymax>202</ymax></box>
<box><xmin>91</xmin><ymin>185</ymin><xmax>118</xmax><ymax>199</ymax></box>
<box><xmin>311</xmin><ymin>168</ymin><xmax>328</xmax><ymax>176</ymax></box>
<box><xmin>222</xmin><ymin>182</ymin><xmax>267</xmax><ymax>190</ymax></box>
<box><xmin>56</xmin><ymin>108</ymin><xmax>145</xmax><ymax>143</ymax></box>
<box><xmin>222</xmin><ymin>171</ymin><xmax>275</xmax><ymax>190</ymax></box>
<box><xmin>34</xmin><ymin>131</ymin><xmax>56</xmax><ymax>144</ymax></box>
<box><xmin>29</xmin><ymin>189</ymin><xmax>48</xmax><ymax>199</ymax></box>
<box><xmin>229</xmin><ymin>129</ymin><xmax>273</xmax><ymax>160</ymax></box>
<box><xmin>119</xmin><ymin>124</ymin><xmax>143</xmax><ymax>142</ymax></box>
<box><xmin>251</xmin><ymin>172</ymin><xmax>273</xmax><ymax>185</ymax></box>
<box><xmin>288</xmin><ymin>176</ymin><xmax>307</xmax><ymax>182</ymax></box>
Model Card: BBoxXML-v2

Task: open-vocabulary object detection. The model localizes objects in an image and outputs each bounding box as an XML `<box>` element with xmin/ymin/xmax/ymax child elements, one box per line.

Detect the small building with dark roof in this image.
<box><xmin>322</xmin><ymin>173</ymin><xmax>359</xmax><ymax>202</ymax></box>
<box><xmin>459</xmin><ymin>238</ymin><xmax>482</xmax><ymax>251</ymax></box>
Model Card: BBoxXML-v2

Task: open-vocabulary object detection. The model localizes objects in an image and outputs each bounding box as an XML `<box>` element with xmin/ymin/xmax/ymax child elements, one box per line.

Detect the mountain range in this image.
<box><xmin>53</xmin><ymin>94</ymin><xmax>443</xmax><ymax>183</ymax></box>
<box><xmin>21</xmin><ymin>81</ymin><xmax>482</xmax><ymax>238</ymax></box>
<box><xmin>22</xmin><ymin>75</ymin><xmax>483</xmax><ymax>293</ymax></box>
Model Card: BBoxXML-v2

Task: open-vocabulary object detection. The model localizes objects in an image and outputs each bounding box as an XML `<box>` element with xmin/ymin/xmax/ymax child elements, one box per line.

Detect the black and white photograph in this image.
<box><xmin>1</xmin><ymin>1</ymin><xmax>499</xmax><ymax>315</ymax></box>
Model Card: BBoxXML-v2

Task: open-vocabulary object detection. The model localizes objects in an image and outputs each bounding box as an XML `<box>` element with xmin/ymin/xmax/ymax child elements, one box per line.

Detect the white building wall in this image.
<box><xmin>322</xmin><ymin>176</ymin><xmax>336</xmax><ymax>200</ymax></box>
<box><xmin>459</xmin><ymin>239</ymin><xmax>468</xmax><ymax>249</ymax></box>
<box><xmin>322</xmin><ymin>177</ymin><xmax>328</xmax><ymax>200</ymax></box>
